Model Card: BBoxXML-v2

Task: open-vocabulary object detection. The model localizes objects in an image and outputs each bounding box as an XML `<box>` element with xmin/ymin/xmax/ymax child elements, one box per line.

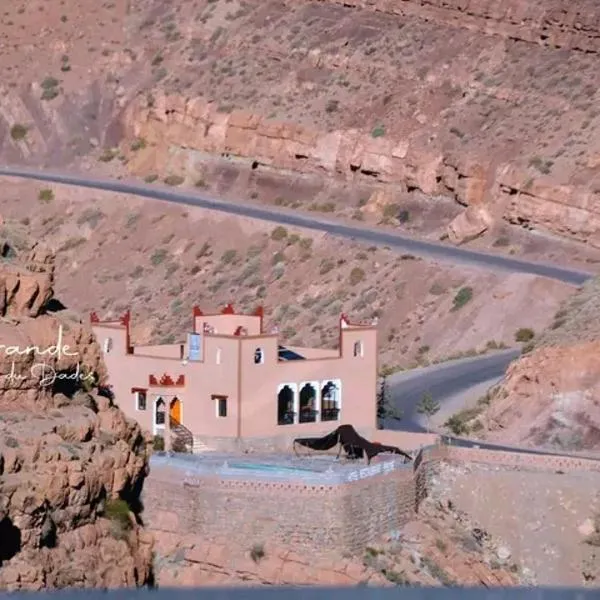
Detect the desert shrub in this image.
<box><xmin>104</xmin><ymin>498</ymin><xmax>132</xmax><ymax>536</ymax></box>
<box><xmin>5</xmin><ymin>436</ymin><xmax>19</xmax><ymax>448</ymax></box>
<box><xmin>299</xmin><ymin>237</ymin><xmax>312</xmax><ymax>250</ymax></box>
<box><xmin>130</xmin><ymin>138</ymin><xmax>146</xmax><ymax>151</ymax></box>
<box><xmin>221</xmin><ymin>249</ymin><xmax>237</xmax><ymax>264</ymax></box>
<box><xmin>382</xmin><ymin>203</ymin><xmax>400</xmax><ymax>219</ymax></box>
<box><xmin>493</xmin><ymin>236</ymin><xmax>510</xmax><ymax>247</ymax></box>
<box><xmin>164</xmin><ymin>175</ymin><xmax>184</xmax><ymax>186</ymax></box>
<box><xmin>521</xmin><ymin>341</ymin><xmax>535</xmax><ymax>355</ymax></box>
<box><xmin>10</xmin><ymin>124</ymin><xmax>28</xmax><ymax>141</ymax></box>
<box><xmin>150</xmin><ymin>248</ymin><xmax>168</xmax><ymax>266</ymax></box>
<box><xmin>319</xmin><ymin>259</ymin><xmax>334</xmax><ymax>275</ymax></box>
<box><xmin>38</xmin><ymin>188</ymin><xmax>54</xmax><ymax>203</ymax></box>
<box><xmin>325</xmin><ymin>99</ymin><xmax>339</xmax><ymax>113</ymax></box>
<box><xmin>77</xmin><ymin>208</ymin><xmax>105</xmax><ymax>228</ymax></box>
<box><xmin>40</xmin><ymin>76</ymin><xmax>60</xmax><ymax>100</ymax></box>
<box><xmin>444</xmin><ymin>407</ymin><xmax>482</xmax><ymax>435</ymax></box>
<box><xmin>451</xmin><ymin>286</ymin><xmax>473</xmax><ymax>311</ymax></box>
<box><xmin>349</xmin><ymin>267</ymin><xmax>366</xmax><ymax>285</ymax></box>
<box><xmin>250</xmin><ymin>543</ymin><xmax>265</xmax><ymax>563</ymax></box>
<box><xmin>41</xmin><ymin>76</ymin><xmax>59</xmax><ymax>89</ymax></box>
<box><xmin>272</xmin><ymin>251</ymin><xmax>285</xmax><ymax>265</ymax></box>
<box><xmin>195</xmin><ymin>178</ymin><xmax>207</xmax><ymax>188</ymax></box>
<box><xmin>270</xmin><ymin>226</ymin><xmax>288</xmax><ymax>241</ymax></box>
<box><xmin>383</xmin><ymin>569</ymin><xmax>408</xmax><ymax>585</ymax></box>
<box><xmin>98</xmin><ymin>148</ymin><xmax>118</xmax><ymax>162</ymax></box>
<box><xmin>130</xmin><ymin>265</ymin><xmax>144</xmax><ymax>278</ymax></box>
<box><xmin>515</xmin><ymin>327</ymin><xmax>535</xmax><ymax>342</ymax></box>
<box><xmin>144</xmin><ymin>174</ymin><xmax>158</xmax><ymax>183</ymax></box>
<box><xmin>372</xmin><ymin>125</ymin><xmax>385</xmax><ymax>138</ymax></box>
<box><xmin>398</xmin><ymin>210</ymin><xmax>410</xmax><ymax>224</ymax></box>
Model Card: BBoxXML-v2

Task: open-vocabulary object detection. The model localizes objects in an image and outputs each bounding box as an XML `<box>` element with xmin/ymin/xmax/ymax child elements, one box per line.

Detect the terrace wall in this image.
<box><xmin>144</xmin><ymin>440</ymin><xmax>600</xmax><ymax>559</ymax></box>
<box><xmin>144</xmin><ymin>461</ymin><xmax>416</xmax><ymax>557</ymax></box>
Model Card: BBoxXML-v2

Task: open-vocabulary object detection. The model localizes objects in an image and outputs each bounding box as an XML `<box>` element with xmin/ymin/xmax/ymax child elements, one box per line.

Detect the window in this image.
<box><xmin>321</xmin><ymin>381</ymin><xmax>341</xmax><ymax>421</ymax></box>
<box><xmin>254</xmin><ymin>347</ymin><xmax>264</xmax><ymax>364</ymax></box>
<box><xmin>135</xmin><ymin>391</ymin><xmax>147</xmax><ymax>411</ymax></box>
<box><xmin>103</xmin><ymin>337</ymin><xmax>113</xmax><ymax>353</ymax></box>
<box><xmin>353</xmin><ymin>340</ymin><xmax>363</xmax><ymax>357</ymax></box>
<box><xmin>212</xmin><ymin>395</ymin><xmax>228</xmax><ymax>418</ymax></box>
<box><xmin>277</xmin><ymin>384</ymin><xmax>295</xmax><ymax>425</ymax></box>
<box><xmin>216</xmin><ymin>348</ymin><xmax>222</xmax><ymax>364</ymax></box>
<box><xmin>299</xmin><ymin>383</ymin><xmax>317</xmax><ymax>423</ymax></box>
<box><xmin>155</xmin><ymin>398</ymin><xmax>166</xmax><ymax>425</ymax></box>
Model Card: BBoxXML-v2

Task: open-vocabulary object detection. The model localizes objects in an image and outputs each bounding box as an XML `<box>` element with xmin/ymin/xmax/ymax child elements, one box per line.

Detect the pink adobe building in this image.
<box><xmin>90</xmin><ymin>304</ymin><xmax>378</xmax><ymax>449</ymax></box>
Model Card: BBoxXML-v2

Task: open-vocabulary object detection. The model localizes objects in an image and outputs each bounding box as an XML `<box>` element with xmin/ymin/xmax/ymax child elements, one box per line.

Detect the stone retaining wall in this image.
<box><xmin>144</xmin><ymin>441</ymin><xmax>600</xmax><ymax>558</ymax></box>
<box><xmin>144</xmin><ymin>461</ymin><xmax>416</xmax><ymax>556</ymax></box>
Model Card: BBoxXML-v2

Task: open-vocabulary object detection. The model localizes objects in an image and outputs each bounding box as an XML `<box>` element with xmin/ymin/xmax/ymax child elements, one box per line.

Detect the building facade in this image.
<box><xmin>90</xmin><ymin>304</ymin><xmax>378</xmax><ymax>446</ymax></box>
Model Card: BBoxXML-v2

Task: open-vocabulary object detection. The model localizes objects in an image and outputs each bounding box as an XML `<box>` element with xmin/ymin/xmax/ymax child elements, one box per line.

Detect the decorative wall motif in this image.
<box><xmin>149</xmin><ymin>374</ymin><xmax>185</xmax><ymax>386</ymax></box>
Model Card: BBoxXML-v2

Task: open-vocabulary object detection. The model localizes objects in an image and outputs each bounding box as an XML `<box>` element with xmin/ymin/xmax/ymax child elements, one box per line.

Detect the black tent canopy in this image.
<box><xmin>293</xmin><ymin>424</ymin><xmax>413</xmax><ymax>464</ymax></box>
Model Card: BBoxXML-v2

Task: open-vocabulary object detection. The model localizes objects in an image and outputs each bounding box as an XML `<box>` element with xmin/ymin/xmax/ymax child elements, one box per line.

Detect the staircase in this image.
<box><xmin>192</xmin><ymin>438</ymin><xmax>215</xmax><ymax>454</ymax></box>
<box><xmin>169</xmin><ymin>416</ymin><xmax>193</xmax><ymax>452</ymax></box>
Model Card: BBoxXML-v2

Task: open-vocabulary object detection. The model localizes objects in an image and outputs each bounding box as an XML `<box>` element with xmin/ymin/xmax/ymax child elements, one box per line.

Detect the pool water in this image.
<box><xmin>228</xmin><ymin>462</ymin><xmax>320</xmax><ymax>474</ymax></box>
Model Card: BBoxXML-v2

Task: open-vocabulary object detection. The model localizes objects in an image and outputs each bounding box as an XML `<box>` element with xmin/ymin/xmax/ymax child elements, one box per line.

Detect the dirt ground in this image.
<box><xmin>431</xmin><ymin>462</ymin><xmax>600</xmax><ymax>586</ymax></box>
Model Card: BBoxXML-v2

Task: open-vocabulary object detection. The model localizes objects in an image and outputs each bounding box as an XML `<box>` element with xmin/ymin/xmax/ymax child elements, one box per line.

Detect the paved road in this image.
<box><xmin>0</xmin><ymin>166</ymin><xmax>594</xmax><ymax>285</ymax></box>
<box><xmin>384</xmin><ymin>349</ymin><xmax>520</xmax><ymax>432</ymax></box>
<box><xmin>1</xmin><ymin>166</ymin><xmax>595</xmax><ymax>458</ymax></box>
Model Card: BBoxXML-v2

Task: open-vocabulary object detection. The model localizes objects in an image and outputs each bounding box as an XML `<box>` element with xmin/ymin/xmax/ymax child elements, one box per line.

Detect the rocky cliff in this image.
<box><xmin>0</xmin><ymin>243</ymin><xmax>153</xmax><ymax>590</ymax></box>
<box><xmin>473</xmin><ymin>277</ymin><xmax>600</xmax><ymax>451</ymax></box>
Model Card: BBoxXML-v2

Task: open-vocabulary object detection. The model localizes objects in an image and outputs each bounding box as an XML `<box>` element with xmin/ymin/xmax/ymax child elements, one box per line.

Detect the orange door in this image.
<box><xmin>170</xmin><ymin>398</ymin><xmax>181</xmax><ymax>423</ymax></box>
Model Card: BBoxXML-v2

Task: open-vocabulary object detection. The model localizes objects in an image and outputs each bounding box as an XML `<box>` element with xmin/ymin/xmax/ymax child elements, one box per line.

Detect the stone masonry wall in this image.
<box><xmin>339</xmin><ymin>466</ymin><xmax>415</xmax><ymax>553</ymax></box>
<box><xmin>144</xmin><ymin>463</ymin><xmax>416</xmax><ymax>557</ymax></box>
<box><xmin>143</xmin><ymin>442</ymin><xmax>600</xmax><ymax>560</ymax></box>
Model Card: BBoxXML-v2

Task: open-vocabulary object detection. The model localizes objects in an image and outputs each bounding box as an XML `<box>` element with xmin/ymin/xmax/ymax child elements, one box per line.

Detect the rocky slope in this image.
<box><xmin>458</xmin><ymin>277</ymin><xmax>600</xmax><ymax>451</ymax></box>
<box><xmin>2</xmin><ymin>0</ymin><xmax>600</xmax><ymax>250</ymax></box>
<box><xmin>153</xmin><ymin>495</ymin><xmax>519</xmax><ymax>587</ymax></box>
<box><xmin>0</xmin><ymin>243</ymin><xmax>153</xmax><ymax>590</ymax></box>
<box><xmin>0</xmin><ymin>178</ymin><xmax>575</xmax><ymax>372</ymax></box>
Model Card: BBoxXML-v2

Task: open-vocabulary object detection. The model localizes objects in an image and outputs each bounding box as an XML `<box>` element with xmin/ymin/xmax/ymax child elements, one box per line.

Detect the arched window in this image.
<box><xmin>254</xmin><ymin>347</ymin><xmax>264</xmax><ymax>364</ymax></box>
<box><xmin>277</xmin><ymin>384</ymin><xmax>295</xmax><ymax>425</ymax></box>
<box><xmin>155</xmin><ymin>397</ymin><xmax>166</xmax><ymax>426</ymax></box>
<box><xmin>299</xmin><ymin>383</ymin><xmax>317</xmax><ymax>423</ymax></box>
<box><xmin>353</xmin><ymin>340</ymin><xmax>363</xmax><ymax>358</ymax></box>
<box><xmin>216</xmin><ymin>348</ymin><xmax>222</xmax><ymax>365</ymax></box>
<box><xmin>320</xmin><ymin>381</ymin><xmax>341</xmax><ymax>422</ymax></box>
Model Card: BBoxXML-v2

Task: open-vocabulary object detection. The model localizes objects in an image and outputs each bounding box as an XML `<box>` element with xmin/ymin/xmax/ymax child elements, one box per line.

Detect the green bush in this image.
<box><xmin>150</xmin><ymin>248</ymin><xmax>168</xmax><ymax>266</ymax></box>
<box><xmin>270</xmin><ymin>226</ymin><xmax>288</xmax><ymax>241</ymax></box>
<box><xmin>250</xmin><ymin>543</ymin><xmax>265</xmax><ymax>563</ymax></box>
<box><xmin>38</xmin><ymin>188</ymin><xmax>54</xmax><ymax>203</ymax></box>
<box><xmin>372</xmin><ymin>125</ymin><xmax>385</xmax><ymax>138</ymax></box>
<box><xmin>221</xmin><ymin>249</ymin><xmax>237</xmax><ymax>264</ymax></box>
<box><xmin>349</xmin><ymin>267</ymin><xmax>366</xmax><ymax>285</ymax></box>
<box><xmin>164</xmin><ymin>175</ymin><xmax>184</xmax><ymax>186</ymax></box>
<box><xmin>10</xmin><ymin>124</ymin><xmax>28</xmax><ymax>141</ymax></box>
<box><xmin>451</xmin><ymin>286</ymin><xmax>473</xmax><ymax>311</ymax></box>
<box><xmin>515</xmin><ymin>327</ymin><xmax>535</xmax><ymax>342</ymax></box>
<box><xmin>104</xmin><ymin>498</ymin><xmax>132</xmax><ymax>533</ymax></box>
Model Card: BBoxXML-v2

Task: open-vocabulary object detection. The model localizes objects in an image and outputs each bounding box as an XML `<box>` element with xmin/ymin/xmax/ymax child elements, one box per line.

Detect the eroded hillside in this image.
<box><xmin>2</xmin><ymin>0</ymin><xmax>600</xmax><ymax>251</ymax></box>
<box><xmin>0</xmin><ymin>177</ymin><xmax>575</xmax><ymax>372</ymax></box>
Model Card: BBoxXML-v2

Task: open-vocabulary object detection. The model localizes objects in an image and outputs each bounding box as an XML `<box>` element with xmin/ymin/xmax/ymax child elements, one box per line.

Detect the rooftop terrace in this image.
<box><xmin>150</xmin><ymin>452</ymin><xmax>410</xmax><ymax>485</ymax></box>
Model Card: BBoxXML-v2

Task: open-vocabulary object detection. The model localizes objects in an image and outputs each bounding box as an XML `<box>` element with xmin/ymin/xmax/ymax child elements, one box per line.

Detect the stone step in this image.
<box><xmin>192</xmin><ymin>439</ymin><xmax>215</xmax><ymax>454</ymax></box>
